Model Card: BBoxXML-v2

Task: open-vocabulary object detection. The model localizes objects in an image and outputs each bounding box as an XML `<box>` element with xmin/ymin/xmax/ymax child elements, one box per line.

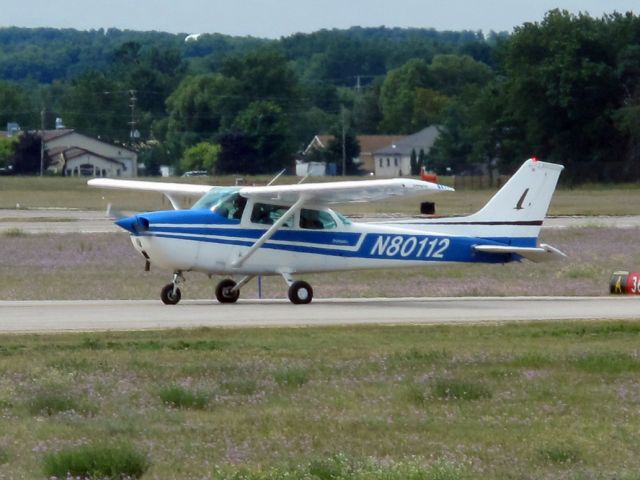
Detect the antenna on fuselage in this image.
<box><xmin>266</xmin><ymin>168</ymin><xmax>287</xmax><ymax>186</ymax></box>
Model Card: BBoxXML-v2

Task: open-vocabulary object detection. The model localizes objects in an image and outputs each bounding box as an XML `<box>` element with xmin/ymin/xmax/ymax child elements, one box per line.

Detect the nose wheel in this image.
<box><xmin>160</xmin><ymin>272</ymin><xmax>184</xmax><ymax>305</ymax></box>
<box><xmin>160</xmin><ymin>284</ymin><xmax>182</xmax><ymax>305</ymax></box>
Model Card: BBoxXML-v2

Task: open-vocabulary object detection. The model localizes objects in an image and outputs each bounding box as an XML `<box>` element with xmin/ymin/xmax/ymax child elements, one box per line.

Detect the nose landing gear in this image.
<box><xmin>160</xmin><ymin>271</ymin><xmax>184</xmax><ymax>305</ymax></box>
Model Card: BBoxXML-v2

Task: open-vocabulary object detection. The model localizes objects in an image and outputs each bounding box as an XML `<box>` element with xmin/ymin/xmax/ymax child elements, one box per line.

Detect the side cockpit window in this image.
<box><xmin>251</xmin><ymin>203</ymin><xmax>293</xmax><ymax>227</ymax></box>
<box><xmin>300</xmin><ymin>209</ymin><xmax>337</xmax><ymax>230</ymax></box>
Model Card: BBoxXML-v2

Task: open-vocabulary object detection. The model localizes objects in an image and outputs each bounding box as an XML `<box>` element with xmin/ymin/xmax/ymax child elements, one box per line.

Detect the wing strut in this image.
<box><xmin>164</xmin><ymin>193</ymin><xmax>183</xmax><ymax>210</ymax></box>
<box><xmin>231</xmin><ymin>196</ymin><xmax>307</xmax><ymax>268</ymax></box>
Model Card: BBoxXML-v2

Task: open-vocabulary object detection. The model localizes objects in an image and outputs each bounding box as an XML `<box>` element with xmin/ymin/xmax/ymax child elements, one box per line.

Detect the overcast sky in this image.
<box><xmin>1</xmin><ymin>0</ymin><xmax>637</xmax><ymax>38</ymax></box>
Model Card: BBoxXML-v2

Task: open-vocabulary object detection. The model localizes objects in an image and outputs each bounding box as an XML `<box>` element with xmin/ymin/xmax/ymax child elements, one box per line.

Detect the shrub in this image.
<box><xmin>43</xmin><ymin>443</ymin><xmax>149</xmax><ymax>478</ymax></box>
<box><xmin>3</xmin><ymin>228</ymin><xmax>26</xmax><ymax>237</ymax></box>
<box><xmin>0</xmin><ymin>446</ymin><xmax>9</xmax><ymax>465</ymax></box>
<box><xmin>538</xmin><ymin>444</ymin><xmax>581</xmax><ymax>464</ymax></box>
<box><xmin>27</xmin><ymin>388</ymin><xmax>96</xmax><ymax>416</ymax></box>
<box><xmin>159</xmin><ymin>384</ymin><xmax>208</xmax><ymax>409</ymax></box>
<box><xmin>274</xmin><ymin>367</ymin><xmax>309</xmax><ymax>388</ymax></box>
<box><xmin>405</xmin><ymin>383</ymin><xmax>428</xmax><ymax>406</ymax></box>
<box><xmin>432</xmin><ymin>378</ymin><xmax>492</xmax><ymax>401</ymax></box>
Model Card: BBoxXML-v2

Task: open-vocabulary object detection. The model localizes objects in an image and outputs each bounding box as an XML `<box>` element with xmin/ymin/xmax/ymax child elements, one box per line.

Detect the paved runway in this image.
<box><xmin>1</xmin><ymin>296</ymin><xmax>638</xmax><ymax>333</ymax></box>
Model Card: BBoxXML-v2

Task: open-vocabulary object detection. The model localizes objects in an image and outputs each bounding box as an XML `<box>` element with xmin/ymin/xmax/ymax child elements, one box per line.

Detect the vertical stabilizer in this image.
<box><xmin>468</xmin><ymin>159</ymin><xmax>564</xmax><ymax>227</ymax></box>
<box><xmin>381</xmin><ymin>159</ymin><xmax>564</xmax><ymax>248</ymax></box>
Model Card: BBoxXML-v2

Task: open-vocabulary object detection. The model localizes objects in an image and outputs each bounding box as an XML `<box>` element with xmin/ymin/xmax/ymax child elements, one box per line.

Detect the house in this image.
<box><xmin>373</xmin><ymin>126</ymin><xmax>440</xmax><ymax>177</ymax></box>
<box><xmin>303</xmin><ymin>134</ymin><xmax>406</xmax><ymax>174</ymax></box>
<box><xmin>41</xmin><ymin>129</ymin><xmax>138</xmax><ymax>177</ymax></box>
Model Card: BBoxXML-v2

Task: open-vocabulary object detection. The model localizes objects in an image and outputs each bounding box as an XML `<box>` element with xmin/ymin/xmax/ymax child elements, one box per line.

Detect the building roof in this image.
<box><xmin>304</xmin><ymin>134</ymin><xmax>407</xmax><ymax>156</ymax></box>
<box><xmin>46</xmin><ymin>146</ymin><xmax>125</xmax><ymax>166</ymax></box>
<box><xmin>38</xmin><ymin>129</ymin><xmax>136</xmax><ymax>154</ymax></box>
<box><xmin>41</xmin><ymin>129</ymin><xmax>75</xmax><ymax>142</ymax></box>
<box><xmin>374</xmin><ymin>126</ymin><xmax>441</xmax><ymax>156</ymax></box>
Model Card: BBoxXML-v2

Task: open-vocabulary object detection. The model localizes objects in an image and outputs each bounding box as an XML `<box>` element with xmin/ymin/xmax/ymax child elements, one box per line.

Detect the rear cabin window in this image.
<box><xmin>250</xmin><ymin>203</ymin><xmax>293</xmax><ymax>227</ymax></box>
<box><xmin>300</xmin><ymin>209</ymin><xmax>337</xmax><ymax>230</ymax></box>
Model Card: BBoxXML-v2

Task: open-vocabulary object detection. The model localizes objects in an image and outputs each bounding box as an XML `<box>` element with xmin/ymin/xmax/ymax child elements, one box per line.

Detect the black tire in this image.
<box><xmin>161</xmin><ymin>284</ymin><xmax>181</xmax><ymax>305</ymax></box>
<box><xmin>215</xmin><ymin>279</ymin><xmax>240</xmax><ymax>303</ymax></box>
<box><xmin>288</xmin><ymin>280</ymin><xmax>313</xmax><ymax>304</ymax></box>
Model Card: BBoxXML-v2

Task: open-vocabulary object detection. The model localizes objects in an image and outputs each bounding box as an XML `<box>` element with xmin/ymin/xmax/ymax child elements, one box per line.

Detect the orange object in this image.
<box><xmin>420</xmin><ymin>166</ymin><xmax>437</xmax><ymax>183</ymax></box>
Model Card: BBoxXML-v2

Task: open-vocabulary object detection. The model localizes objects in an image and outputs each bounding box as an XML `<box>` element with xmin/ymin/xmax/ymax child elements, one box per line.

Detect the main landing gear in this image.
<box><xmin>159</xmin><ymin>271</ymin><xmax>314</xmax><ymax>305</ymax></box>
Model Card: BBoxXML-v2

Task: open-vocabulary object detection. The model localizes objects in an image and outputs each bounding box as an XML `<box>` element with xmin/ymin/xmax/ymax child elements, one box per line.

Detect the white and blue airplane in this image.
<box><xmin>88</xmin><ymin>158</ymin><xmax>564</xmax><ymax>305</ymax></box>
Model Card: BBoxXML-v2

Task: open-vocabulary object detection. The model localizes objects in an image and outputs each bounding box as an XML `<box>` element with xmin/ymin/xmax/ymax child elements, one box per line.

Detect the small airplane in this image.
<box><xmin>88</xmin><ymin>158</ymin><xmax>565</xmax><ymax>305</ymax></box>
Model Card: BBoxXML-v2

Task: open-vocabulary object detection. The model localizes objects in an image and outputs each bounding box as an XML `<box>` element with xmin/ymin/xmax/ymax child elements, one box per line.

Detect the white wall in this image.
<box><xmin>373</xmin><ymin>154</ymin><xmax>411</xmax><ymax>177</ymax></box>
<box><xmin>46</xmin><ymin>132</ymin><xmax>137</xmax><ymax>176</ymax></box>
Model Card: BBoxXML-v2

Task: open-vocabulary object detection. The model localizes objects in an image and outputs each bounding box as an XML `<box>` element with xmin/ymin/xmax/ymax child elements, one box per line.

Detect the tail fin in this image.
<box><xmin>468</xmin><ymin>159</ymin><xmax>564</xmax><ymax>230</ymax></box>
<box><xmin>382</xmin><ymin>159</ymin><xmax>564</xmax><ymax>259</ymax></box>
<box><xmin>467</xmin><ymin>159</ymin><xmax>565</xmax><ymax>261</ymax></box>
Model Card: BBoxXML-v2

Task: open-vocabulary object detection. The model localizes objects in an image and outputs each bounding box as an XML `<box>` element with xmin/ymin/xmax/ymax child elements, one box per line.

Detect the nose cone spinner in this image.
<box><xmin>115</xmin><ymin>215</ymin><xmax>149</xmax><ymax>235</ymax></box>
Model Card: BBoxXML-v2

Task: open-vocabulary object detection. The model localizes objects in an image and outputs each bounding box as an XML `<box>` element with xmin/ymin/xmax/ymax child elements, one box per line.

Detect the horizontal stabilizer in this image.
<box><xmin>474</xmin><ymin>243</ymin><xmax>566</xmax><ymax>263</ymax></box>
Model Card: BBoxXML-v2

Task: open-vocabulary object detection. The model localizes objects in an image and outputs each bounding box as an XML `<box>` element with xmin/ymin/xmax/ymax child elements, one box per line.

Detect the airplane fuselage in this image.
<box><xmin>123</xmin><ymin>206</ymin><xmax>514</xmax><ymax>277</ymax></box>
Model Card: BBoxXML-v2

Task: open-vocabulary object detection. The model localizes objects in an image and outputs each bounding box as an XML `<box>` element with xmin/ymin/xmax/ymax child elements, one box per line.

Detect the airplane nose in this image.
<box><xmin>115</xmin><ymin>215</ymin><xmax>149</xmax><ymax>235</ymax></box>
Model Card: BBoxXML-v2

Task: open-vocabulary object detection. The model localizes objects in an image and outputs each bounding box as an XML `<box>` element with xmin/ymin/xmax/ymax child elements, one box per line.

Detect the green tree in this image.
<box><xmin>428</xmin><ymin>54</ymin><xmax>493</xmax><ymax>96</ymax></box>
<box><xmin>217</xmin><ymin>101</ymin><xmax>292</xmax><ymax>174</ymax></box>
<box><xmin>323</xmin><ymin>124</ymin><xmax>362</xmax><ymax>175</ymax></box>
<box><xmin>0</xmin><ymin>81</ymin><xmax>34</xmax><ymax>128</ymax></box>
<box><xmin>378</xmin><ymin>59</ymin><xmax>431</xmax><ymax>133</ymax></box>
<box><xmin>497</xmin><ymin>10</ymin><xmax>628</xmax><ymax>180</ymax></box>
<box><xmin>0</xmin><ymin>136</ymin><xmax>17</xmax><ymax>168</ymax></box>
<box><xmin>410</xmin><ymin>149</ymin><xmax>418</xmax><ymax>175</ymax></box>
<box><xmin>11</xmin><ymin>132</ymin><xmax>42</xmax><ymax>174</ymax></box>
<box><xmin>59</xmin><ymin>71</ymin><xmax>128</xmax><ymax>142</ymax></box>
<box><xmin>179</xmin><ymin>142</ymin><xmax>220</xmax><ymax>173</ymax></box>
<box><xmin>165</xmin><ymin>73</ymin><xmax>240</xmax><ymax>151</ymax></box>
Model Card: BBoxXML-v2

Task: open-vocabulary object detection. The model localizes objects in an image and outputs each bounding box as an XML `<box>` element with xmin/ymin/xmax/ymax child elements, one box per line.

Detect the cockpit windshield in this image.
<box><xmin>192</xmin><ymin>187</ymin><xmax>247</xmax><ymax>222</ymax></box>
<box><xmin>192</xmin><ymin>187</ymin><xmax>240</xmax><ymax>210</ymax></box>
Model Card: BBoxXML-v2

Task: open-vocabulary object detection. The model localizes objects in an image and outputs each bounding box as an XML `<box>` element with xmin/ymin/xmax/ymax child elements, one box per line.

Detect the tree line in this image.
<box><xmin>0</xmin><ymin>10</ymin><xmax>638</xmax><ymax>182</ymax></box>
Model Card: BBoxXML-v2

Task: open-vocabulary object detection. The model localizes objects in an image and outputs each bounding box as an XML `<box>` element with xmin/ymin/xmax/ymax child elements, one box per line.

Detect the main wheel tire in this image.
<box><xmin>215</xmin><ymin>279</ymin><xmax>240</xmax><ymax>303</ymax></box>
<box><xmin>288</xmin><ymin>280</ymin><xmax>313</xmax><ymax>304</ymax></box>
<box><xmin>161</xmin><ymin>284</ymin><xmax>181</xmax><ymax>305</ymax></box>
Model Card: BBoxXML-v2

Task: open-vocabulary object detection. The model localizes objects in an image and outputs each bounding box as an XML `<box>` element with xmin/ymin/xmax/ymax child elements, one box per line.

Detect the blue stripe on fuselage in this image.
<box><xmin>149</xmin><ymin>226</ymin><xmax>361</xmax><ymax>247</ymax></box>
<box><xmin>146</xmin><ymin>230</ymin><xmax>516</xmax><ymax>264</ymax></box>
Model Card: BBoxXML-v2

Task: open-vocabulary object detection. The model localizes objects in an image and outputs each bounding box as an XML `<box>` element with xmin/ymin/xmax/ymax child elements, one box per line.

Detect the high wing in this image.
<box><xmin>239</xmin><ymin>178</ymin><xmax>454</xmax><ymax>205</ymax></box>
<box><xmin>87</xmin><ymin>178</ymin><xmax>213</xmax><ymax>210</ymax></box>
<box><xmin>87</xmin><ymin>178</ymin><xmax>212</xmax><ymax>195</ymax></box>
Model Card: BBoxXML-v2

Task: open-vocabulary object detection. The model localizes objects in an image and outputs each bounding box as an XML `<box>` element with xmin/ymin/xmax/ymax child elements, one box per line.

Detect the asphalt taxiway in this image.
<box><xmin>1</xmin><ymin>296</ymin><xmax>638</xmax><ymax>333</ymax></box>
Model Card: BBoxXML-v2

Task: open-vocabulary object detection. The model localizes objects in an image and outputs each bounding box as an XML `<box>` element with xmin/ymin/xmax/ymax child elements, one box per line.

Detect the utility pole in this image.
<box><xmin>128</xmin><ymin>89</ymin><xmax>139</xmax><ymax>142</ymax></box>
<box><xmin>341</xmin><ymin>105</ymin><xmax>347</xmax><ymax>177</ymax></box>
<box><xmin>39</xmin><ymin>108</ymin><xmax>45</xmax><ymax>176</ymax></box>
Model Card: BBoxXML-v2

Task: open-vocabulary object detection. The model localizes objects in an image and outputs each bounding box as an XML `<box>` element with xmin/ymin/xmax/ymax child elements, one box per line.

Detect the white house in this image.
<box><xmin>373</xmin><ymin>126</ymin><xmax>440</xmax><ymax>177</ymax></box>
<box><xmin>43</xmin><ymin>129</ymin><xmax>137</xmax><ymax>177</ymax></box>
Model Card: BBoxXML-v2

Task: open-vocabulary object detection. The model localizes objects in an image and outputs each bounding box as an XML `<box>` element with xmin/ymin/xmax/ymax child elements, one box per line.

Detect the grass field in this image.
<box><xmin>1</xmin><ymin>322</ymin><xmax>640</xmax><ymax>479</ymax></box>
<box><xmin>2</xmin><ymin>175</ymin><xmax>640</xmax><ymax>216</ymax></box>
